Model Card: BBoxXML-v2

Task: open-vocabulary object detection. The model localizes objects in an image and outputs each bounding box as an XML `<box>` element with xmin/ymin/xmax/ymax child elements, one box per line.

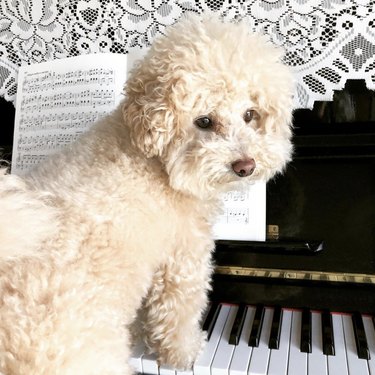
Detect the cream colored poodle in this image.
<box><xmin>0</xmin><ymin>15</ymin><xmax>294</xmax><ymax>375</ymax></box>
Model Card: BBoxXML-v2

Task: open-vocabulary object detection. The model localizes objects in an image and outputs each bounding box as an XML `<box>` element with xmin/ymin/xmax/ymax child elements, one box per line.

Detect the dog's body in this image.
<box><xmin>0</xmin><ymin>16</ymin><xmax>294</xmax><ymax>375</ymax></box>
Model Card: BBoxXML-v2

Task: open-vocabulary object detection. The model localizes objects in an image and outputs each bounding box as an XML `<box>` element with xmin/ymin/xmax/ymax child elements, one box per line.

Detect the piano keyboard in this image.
<box><xmin>130</xmin><ymin>303</ymin><xmax>375</xmax><ymax>375</ymax></box>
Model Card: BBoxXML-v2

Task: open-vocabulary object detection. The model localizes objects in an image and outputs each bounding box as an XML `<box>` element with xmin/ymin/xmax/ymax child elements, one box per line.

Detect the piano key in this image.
<box><xmin>268</xmin><ymin>305</ymin><xmax>283</xmax><ymax>349</ymax></box>
<box><xmin>130</xmin><ymin>304</ymin><xmax>375</xmax><ymax>375</ymax></box>
<box><xmin>363</xmin><ymin>315</ymin><xmax>375</xmax><ymax>375</ymax></box>
<box><xmin>229</xmin><ymin>304</ymin><xmax>247</xmax><ymax>345</ymax></box>
<box><xmin>287</xmin><ymin>310</ymin><xmax>307</xmax><ymax>375</ymax></box>
<box><xmin>342</xmin><ymin>314</ymin><xmax>369</xmax><ymax>375</ymax></box>
<box><xmin>300</xmin><ymin>308</ymin><xmax>312</xmax><ymax>353</ymax></box>
<box><xmin>202</xmin><ymin>301</ymin><xmax>221</xmax><ymax>341</ymax></box>
<box><xmin>176</xmin><ymin>369</ymin><xmax>193</xmax><ymax>375</ymax></box>
<box><xmin>352</xmin><ymin>311</ymin><xmax>370</xmax><ymax>360</ymax></box>
<box><xmin>159</xmin><ymin>366</ymin><xmax>175</xmax><ymax>375</ymax></box>
<box><xmin>141</xmin><ymin>352</ymin><xmax>159</xmax><ymax>375</ymax></box>
<box><xmin>211</xmin><ymin>306</ymin><xmax>238</xmax><ymax>375</ymax></box>
<box><xmin>321</xmin><ymin>309</ymin><xmax>335</xmax><ymax>356</ymax></box>
<box><xmin>327</xmin><ymin>314</ymin><xmax>348</xmax><ymax>375</ymax></box>
<box><xmin>307</xmin><ymin>311</ymin><xmax>328</xmax><ymax>375</ymax></box>
<box><xmin>248</xmin><ymin>304</ymin><xmax>265</xmax><ymax>347</ymax></box>
<box><xmin>129</xmin><ymin>339</ymin><xmax>145</xmax><ymax>373</ymax></box>
<box><xmin>194</xmin><ymin>304</ymin><xmax>230</xmax><ymax>375</ymax></box>
<box><xmin>159</xmin><ymin>364</ymin><xmax>176</xmax><ymax>375</ymax></box>
<box><xmin>247</xmin><ymin>307</ymin><xmax>273</xmax><ymax>375</ymax></box>
<box><xmin>267</xmin><ymin>309</ymin><xmax>292</xmax><ymax>375</ymax></box>
<box><xmin>229</xmin><ymin>306</ymin><xmax>255</xmax><ymax>375</ymax></box>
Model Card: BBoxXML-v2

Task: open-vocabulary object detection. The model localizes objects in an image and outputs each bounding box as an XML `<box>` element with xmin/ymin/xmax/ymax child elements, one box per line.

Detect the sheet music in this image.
<box><xmin>213</xmin><ymin>182</ymin><xmax>266</xmax><ymax>241</ymax></box>
<box><xmin>12</xmin><ymin>53</ymin><xmax>128</xmax><ymax>175</ymax></box>
<box><xmin>11</xmin><ymin>50</ymin><xmax>265</xmax><ymax>241</ymax></box>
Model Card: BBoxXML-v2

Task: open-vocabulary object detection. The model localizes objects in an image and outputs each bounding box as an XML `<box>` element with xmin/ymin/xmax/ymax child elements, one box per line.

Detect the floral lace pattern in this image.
<box><xmin>1</xmin><ymin>0</ymin><xmax>375</xmax><ymax>108</ymax></box>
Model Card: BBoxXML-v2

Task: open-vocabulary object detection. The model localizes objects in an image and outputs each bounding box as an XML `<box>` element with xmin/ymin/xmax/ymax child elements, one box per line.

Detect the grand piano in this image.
<box><xmin>129</xmin><ymin>81</ymin><xmax>375</xmax><ymax>374</ymax></box>
<box><xmin>1</xmin><ymin>80</ymin><xmax>375</xmax><ymax>374</ymax></box>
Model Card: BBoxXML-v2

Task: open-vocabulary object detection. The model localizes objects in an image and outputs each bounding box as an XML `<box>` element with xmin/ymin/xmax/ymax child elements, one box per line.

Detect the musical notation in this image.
<box><xmin>20</xmin><ymin>89</ymin><xmax>115</xmax><ymax>112</ymax></box>
<box><xmin>223</xmin><ymin>190</ymin><xmax>249</xmax><ymax>202</ymax></box>
<box><xmin>22</xmin><ymin>68</ymin><xmax>115</xmax><ymax>93</ymax></box>
<box><xmin>216</xmin><ymin>191</ymin><xmax>251</xmax><ymax>224</ymax></box>
<box><xmin>12</xmin><ymin>54</ymin><xmax>128</xmax><ymax>175</ymax></box>
<box><xmin>217</xmin><ymin>208</ymin><xmax>250</xmax><ymax>225</ymax></box>
<box><xmin>15</xmin><ymin>154</ymin><xmax>49</xmax><ymax>172</ymax></box>
<box><xmin>213</xmin><ymin>183</ymin><xmax>266</xmax><ymax>241</ymax></box>
<box><xmin>17</xmin><ymin>132</ymin><xmax>82</xmax><ymax>152</ymax></box>
<box><xmin>19</xmin><ymin>111</ymin><xmax>107</xmax><ymax>132</ymax></box>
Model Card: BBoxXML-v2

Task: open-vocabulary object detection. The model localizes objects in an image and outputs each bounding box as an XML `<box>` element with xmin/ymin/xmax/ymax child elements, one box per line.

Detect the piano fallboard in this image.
<box><xmin>211</xmin><ymin>275</ymin><xmax>375</xmax><ymax>314</ymax></box>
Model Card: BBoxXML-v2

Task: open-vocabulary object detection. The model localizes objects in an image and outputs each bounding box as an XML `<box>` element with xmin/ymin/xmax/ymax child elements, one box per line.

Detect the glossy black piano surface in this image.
<box><xmin>212</xmin><ymin>81</ymin><xmax>375</xmax><ymax>314</ymax></box>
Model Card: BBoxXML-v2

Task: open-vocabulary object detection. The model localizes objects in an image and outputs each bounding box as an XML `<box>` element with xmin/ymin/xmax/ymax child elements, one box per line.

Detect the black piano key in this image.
<box><xmin>202</xmin><ymin>302</ymin><xmax>221</xmax><ymax>341</ymax></box>
<box><xmin>321</xmin><ymin>309</ymin><xmax>335</xmax><ymax>356</ymax></box>
<box><xmin>229</xmin><ymin>304</ymin><xmax>247</xmax><ymax>345</ymax></box>
<box><xmin>352</xmin><ymin>311</ymin><xmax>370</xmax><ymax>360</ymax></box>
<box><xmin>269</xmin><ymin>305</ymin><xmax>283</xmax><ymax>349</ymax></box>
<box><xmin>300</xmin><ymin>308</ymin><xmax>312</xmax><ymax>353</ymax></box>
<box><xmin>248</xmin><ymin>304</ymin><xmax>265</xmax><ymax>347</ymax></box>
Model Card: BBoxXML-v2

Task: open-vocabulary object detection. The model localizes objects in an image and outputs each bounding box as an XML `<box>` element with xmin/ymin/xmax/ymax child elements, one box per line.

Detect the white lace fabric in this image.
<box><xmin>0</xmin><ymin>0</ymin><xmax>374</xmax><ymax>109</ymax></box>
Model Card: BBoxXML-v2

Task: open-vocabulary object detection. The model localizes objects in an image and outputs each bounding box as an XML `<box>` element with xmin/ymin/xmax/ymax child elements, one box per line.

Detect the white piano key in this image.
<box><xmin>211</xmin><ymin>305</ymin><xmax>238</xmax><ymax>375</ymax></box>
<box><xmin>142</xmin><ymin>352</ymin><xmax>159</xmax><ymax>375</ymax></box>
<box><xmin>194</xmin><ymin>304</ymin><xmax>231</xmax><ymax>375</ymax></box>
<box><xmin>307</xmin><ymin>311</ymin><xmax>328</xmax><ymax>375</ymax></box>
<box><xmin>129</xmin><ymin>339</ymin><xmax>145</xmax><ymax>373</ymax></box>
<box><xmin>287</xmin><ymin>310</ymin><xmax>307</xmax><ymax>375</ymax></box>
<box><xmin>342</xmin><ymin>314</ymin><xmax>369</xmax><ymax>375</ymax></box>
<box><xmin>247</xmin><ymin>307</ymin><xmax>273</xmax><ymax>375</ymax></box>
<box><xmin>327</xmin><ymin>314</ymin><xmax>349</xmax><ymax>375</ymax></box>
<box><xmin>159</xmin><ymin>364</ymin><xmax>176</xmax><ymax>375</ymax></box>
<box><xmin>229</xmin><ymin>306</ymin><xmax>256</xmax><ymax>375</ymax></box>
<box><xmin>267</xmin><ymin>309</ymin><xmax>292</xmax><ymax>375</ymax></box>
<box><xmin>176</xmin><ymin>369</ymin><xmax>193</xmax><ymax>375</ymax></box>
<box><xmin>363</xmin><ymin>316</ymin><xmax>375</xmax><ymax>375</ymax></box>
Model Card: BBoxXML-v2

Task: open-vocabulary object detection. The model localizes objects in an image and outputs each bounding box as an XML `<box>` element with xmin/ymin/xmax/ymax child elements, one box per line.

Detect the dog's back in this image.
<box><xmin>0</xmin><ymin>169</ymin><xmax>59</xmax><ymax>259</ymax></box>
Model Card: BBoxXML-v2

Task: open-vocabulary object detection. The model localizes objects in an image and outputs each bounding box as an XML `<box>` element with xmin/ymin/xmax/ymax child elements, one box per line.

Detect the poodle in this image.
<box><xmin>0</xmin><ymin>15</ymin><xmax>294</xmax><ymax>375</ymax></box>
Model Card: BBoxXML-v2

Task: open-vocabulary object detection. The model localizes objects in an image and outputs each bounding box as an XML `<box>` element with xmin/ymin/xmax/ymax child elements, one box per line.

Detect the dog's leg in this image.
<box><xmin>142</xmin><ymin>239</ymin><xmax>214</xmax><ymax>370</ymax></box>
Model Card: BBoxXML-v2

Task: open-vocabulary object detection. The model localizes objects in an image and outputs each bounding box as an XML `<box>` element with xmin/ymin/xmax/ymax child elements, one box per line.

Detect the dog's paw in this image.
<box><xmin>158</xmin><ymin>329</ymin><xmax>207</xmax><ymax>370</ymax></box>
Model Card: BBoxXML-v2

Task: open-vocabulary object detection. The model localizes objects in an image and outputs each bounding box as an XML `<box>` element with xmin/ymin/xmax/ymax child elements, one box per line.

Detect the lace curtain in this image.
<box><xmin>1</xmin><ymin>0</ymin><xmax>374</xmax><ymax>109</ymax></box>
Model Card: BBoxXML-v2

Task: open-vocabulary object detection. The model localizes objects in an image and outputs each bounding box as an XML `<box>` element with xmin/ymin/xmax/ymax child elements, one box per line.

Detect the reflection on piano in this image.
<box><xmin>130</xmin><ymin>81</ymin><xmax>375</xmax><ymax>374</ymax></box>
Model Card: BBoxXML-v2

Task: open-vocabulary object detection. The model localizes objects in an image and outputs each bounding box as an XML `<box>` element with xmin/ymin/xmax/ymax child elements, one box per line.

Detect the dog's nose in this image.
<box><xmin>231</xmin><ymin>158</ymin><xmax>256</xmax><ymax>177</ymax></box>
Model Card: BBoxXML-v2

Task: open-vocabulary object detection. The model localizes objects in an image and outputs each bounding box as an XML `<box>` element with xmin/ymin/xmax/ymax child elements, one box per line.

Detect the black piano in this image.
<box><xmin>213</xmin><ymin>107</ymin><xmax>375</xmax><ymax>314</ymax></box>
<box><xmin>2</xmin><ymin>81</ymin><xmax>375</xmax><ymax>374</ymax></box>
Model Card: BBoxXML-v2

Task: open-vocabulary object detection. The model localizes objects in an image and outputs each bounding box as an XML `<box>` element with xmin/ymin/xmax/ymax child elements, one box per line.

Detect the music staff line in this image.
<box><xmin>17</xmin><ymin>132</ymin><xmax>82</xmax><ymax>152</ymax></box>
<box><xmin>217</xmin><ymin>208</ymin><xmax>250</xmax><ymax>224</ymax></box>
<box><xmin>20</xmin><ymin>89</ymin><xmax>116</xmax><ymax>113</ymax></box>
<box><xmin>19</xmin><ymin>111</ymin><xmax>107</xmax><ymax>132</ymax></box>
<box><xmin>22</xmin><ymin>68</ymin><xmax>115</xmax><ymax>93</ymax></box>
<box><xmin>15</xmin><ymin>154</ymin><xmax>49</xmax><ymax>171</ymax></box>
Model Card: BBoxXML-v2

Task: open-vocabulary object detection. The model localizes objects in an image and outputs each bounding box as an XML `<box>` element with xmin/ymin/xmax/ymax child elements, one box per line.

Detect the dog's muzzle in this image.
<box><xmin>231</xmin><ymin>158</ymin><xmax>256</xmax><ymax>177</ymax></box>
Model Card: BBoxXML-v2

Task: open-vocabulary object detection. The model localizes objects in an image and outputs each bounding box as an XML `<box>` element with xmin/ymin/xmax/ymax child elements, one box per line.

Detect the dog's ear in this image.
<box><xmin>122</xmin><ymin>60</ymin><xmax>179</xmax><ymax>158</ymax></box>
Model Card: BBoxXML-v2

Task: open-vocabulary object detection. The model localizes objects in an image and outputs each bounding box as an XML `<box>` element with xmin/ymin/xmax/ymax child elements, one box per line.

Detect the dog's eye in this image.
<box><xmin>243</xmin><ymin>109</ymin><xmax>256</xmax><ymax>123</ymax></box>
<box><xmin>194</xmin><ymin>116</ymin><xmax>213</xmax><ymax>130</ymax></box>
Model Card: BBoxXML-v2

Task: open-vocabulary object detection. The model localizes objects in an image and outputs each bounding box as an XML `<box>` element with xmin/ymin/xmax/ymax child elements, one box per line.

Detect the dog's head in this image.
<box><xmin>123</xmin><ymin>15</ymin><xmax>294</xmax><ymax>200</ymax></box>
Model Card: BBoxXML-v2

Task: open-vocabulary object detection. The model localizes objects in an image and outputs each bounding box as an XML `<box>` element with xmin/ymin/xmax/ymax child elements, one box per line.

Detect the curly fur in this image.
<box><xmin>0</xmin><ymin>15</ymin><xmax>294</xmax><ymax>374</ymax></box>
